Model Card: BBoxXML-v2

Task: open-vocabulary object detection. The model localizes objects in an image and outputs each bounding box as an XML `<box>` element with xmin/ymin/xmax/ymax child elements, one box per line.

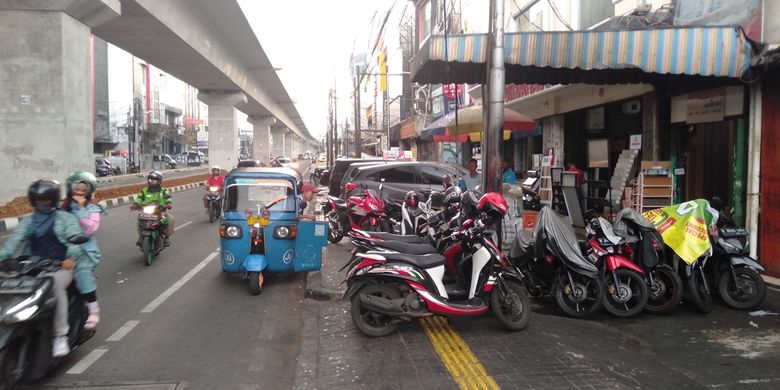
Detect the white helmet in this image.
<box><xmin>211</xmin><ymin>165</ymin><xmax>221</xmax><ymax>171</ymax></box>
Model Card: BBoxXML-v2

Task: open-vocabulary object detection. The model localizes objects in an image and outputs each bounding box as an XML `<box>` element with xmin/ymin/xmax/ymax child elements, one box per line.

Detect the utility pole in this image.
<box><xmin>333</xmin><ymin>79</ymin><xmax>338</xmax><ymax>163</ymax></box>
<box><xmin>353</xmin><ymin>64</ymin><xmax>362</xmax><ymax>158</ymax></box>
<box><xmin>327</xmin><ymin>88</ymin><xmax>333</xmax><ymax>167</ymax></box>
<box><xmin>484</xmin><ymin>0</ymin><xmax>505</xmax><ymax>193</ymax></box>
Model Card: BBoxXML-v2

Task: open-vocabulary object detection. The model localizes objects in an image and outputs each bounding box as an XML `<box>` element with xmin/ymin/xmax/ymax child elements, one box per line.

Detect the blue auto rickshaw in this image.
<box><xmin>219</xmin><ymin>168</ymin><xmax>329</xmax><ymax>294</ymax></box>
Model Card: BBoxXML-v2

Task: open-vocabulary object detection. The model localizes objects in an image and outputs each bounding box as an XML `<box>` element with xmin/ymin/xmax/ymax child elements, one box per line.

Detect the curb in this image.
<box><xmin>304</xmin><ymin>271</ymin><xmax>343</xmax><ymax>301</ymax></box>
<box><xmin>763</xmin><ymin>274</ymin><xmax>780</xmax><ymax>289</ymax></box>
<box><xmin>0</xmin><ymin>181</ymin><xmax>204</xmax><ymax>235</ymax></box>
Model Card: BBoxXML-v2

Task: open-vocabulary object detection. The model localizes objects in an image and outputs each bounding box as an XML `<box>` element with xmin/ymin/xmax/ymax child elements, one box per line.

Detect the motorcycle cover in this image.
<box><xmin>642</xmin><ymin>200</ymin><xmax>716</xmax><ymax>265</ymax></box>
<box><xmin>532</xmin><ymin>206</ymin><xmax>600</xmax><ymax>279</ymax></box>
<box><xmin>613</xmin><ymin>208</ymin><xmax>662</xmax><ymax>268</ymax></box>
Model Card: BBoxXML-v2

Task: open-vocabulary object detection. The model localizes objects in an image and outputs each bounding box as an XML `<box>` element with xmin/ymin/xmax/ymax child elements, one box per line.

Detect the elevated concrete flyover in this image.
<box><xmin>92</xmin><ymin>0</ymin><xmax>317</xmax><ymax>169</ymax></box>
<box><xmin>0</xmin><ymin>0</ymin><xmax>315</xmax><ymax>204</ymax></box>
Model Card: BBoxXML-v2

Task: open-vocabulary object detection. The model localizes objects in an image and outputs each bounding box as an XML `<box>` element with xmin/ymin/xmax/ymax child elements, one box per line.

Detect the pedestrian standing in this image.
<box><xmin>460</xmin><ymin>158</ymin><xmax>483</xmax><ymax>191</ymax></box>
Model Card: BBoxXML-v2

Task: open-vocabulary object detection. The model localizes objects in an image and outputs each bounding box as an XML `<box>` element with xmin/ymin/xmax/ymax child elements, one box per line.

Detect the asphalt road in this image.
<box><xmin>95</xmin><ymin>167</ymin><xmax>209</xmax><ymax>189</ymax></box>
<box><xmin>29</xmin><ymin>179</ymin><xmax>307</xmax><ymax>389</ymax></box>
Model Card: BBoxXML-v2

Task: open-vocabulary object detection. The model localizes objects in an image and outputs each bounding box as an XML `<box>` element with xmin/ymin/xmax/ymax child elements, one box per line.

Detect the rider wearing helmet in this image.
<box><xmin>131</xmin><ymin>171</ymin><xmax>174</xmax><ymax>246</ymax></box>
<box><xmin>0</xmin><ymin>179</ymin><xmax>87</xmax><ymax>357</ymax></box>
<box><xmin>203</xmin><ymin>165</ymin><xmax>224</xmax><ymax>213</ymax></box>
<box><xmin>63</xmin><ymin>171</ymin><xmax>104</xmax><ymax>330</ymax></box>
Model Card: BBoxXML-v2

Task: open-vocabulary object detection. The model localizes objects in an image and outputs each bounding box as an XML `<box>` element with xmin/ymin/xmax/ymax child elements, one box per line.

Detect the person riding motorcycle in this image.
<box><xmin>203</xmin><ymin>165</ymin><xmax>224</xmax><ymax>214</ymax></box>
<box><xmin>0</xmin><ymin>179</ymin><xmax>87</xmax><ymax>357</ymax></box>
<box><xmin>131</xmin><ymin>171</ymin><xmax>174</xmax><ymax>247</ymax></box>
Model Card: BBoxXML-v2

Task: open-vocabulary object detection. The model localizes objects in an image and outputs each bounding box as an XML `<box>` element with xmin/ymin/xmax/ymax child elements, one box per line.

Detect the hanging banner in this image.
<box><xmin>642</xmin><ymin>199</ymin><xmax>715</xmax><ymax>265</ymax></box>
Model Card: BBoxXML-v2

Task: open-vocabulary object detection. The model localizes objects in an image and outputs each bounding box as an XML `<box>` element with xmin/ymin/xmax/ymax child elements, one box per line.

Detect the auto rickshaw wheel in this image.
<box><xmin>249</xmin><ymin>271</ymin><xmax>264</xmax><ymax>295</ymax></box>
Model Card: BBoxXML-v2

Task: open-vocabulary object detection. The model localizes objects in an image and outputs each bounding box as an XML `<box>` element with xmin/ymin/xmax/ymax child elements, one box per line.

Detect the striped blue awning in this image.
<box><xmin>412</xmin><ymin>27</ymin><xmax>753</xmax><ymax>85</ymax></box>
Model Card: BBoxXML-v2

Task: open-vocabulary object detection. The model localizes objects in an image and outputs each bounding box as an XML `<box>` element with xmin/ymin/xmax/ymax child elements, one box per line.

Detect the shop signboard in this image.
<box><xmin>687</xmin><ymin>90</ymin><xmax>725</xmax><ymax>124</ymax></box>
<box><xmin>587</xmin><ymin>107</ymin><xmax>605</xmax><ymax>131</ymax></box>
<box><xmin>504</xmin><ymin>84</ymin><xmax>553</xmax><ymax>103</ymax></box>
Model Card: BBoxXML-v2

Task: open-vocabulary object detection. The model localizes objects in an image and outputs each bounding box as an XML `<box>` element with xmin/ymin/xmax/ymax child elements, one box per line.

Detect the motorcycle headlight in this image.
<box><xmin>4</xmin><ymin>279</ymin><xmax>50</xmax><ymax>323</ymax></box>
<box><xmin>142</xmin><ymin>205</ymin><xmax>157</xmax><ymax>214</ymax></box>
<box><xmin>209</xmin><ymin>186</ymin><xmax>219</xmax><ymax>192</ymax></box>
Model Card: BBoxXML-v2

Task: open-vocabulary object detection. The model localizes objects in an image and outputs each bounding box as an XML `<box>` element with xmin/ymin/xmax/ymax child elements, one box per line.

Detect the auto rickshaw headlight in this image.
<box><xmin>220</xmin><ymin>225</ymin><xmax>242</xmax><ymax>239</ymax></box>
<box><xmin>274</xmin><ymin>225</ymin><xmax>297</xmax><ymax>239</ymax></box>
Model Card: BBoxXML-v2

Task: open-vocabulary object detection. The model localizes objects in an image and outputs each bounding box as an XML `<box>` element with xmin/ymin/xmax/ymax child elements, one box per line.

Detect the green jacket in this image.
<box><xmin>0</xmin><ymin>210</ymin><xmax>86</xmax><ymax>260</ymax></box>
<box><xmin>133</xmin><ymin>187</ymin><xmax>172</xmax><ymax>207</ymax></box>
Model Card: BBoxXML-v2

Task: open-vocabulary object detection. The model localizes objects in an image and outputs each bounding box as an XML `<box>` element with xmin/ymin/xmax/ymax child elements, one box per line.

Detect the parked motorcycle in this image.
<box><xmin>510</xmin><ymin>206</ymin><xmax>604</xmax><ymax>318</ymax></box>
<box><xmin>344</xmin><ymin>192</ymin><xmax>530</xmax><ymax>337</ymax></box>
<box><xmin>206</xmin><ymin>186</ymin><xmax>223</xmax><ymax>223</ymax></box>
<box><xmin>322</xmin><ymin>183</ymin><xmax>390</xmax><ymax>243</ymax></box>
<box><xmin>0</xmin><ymin>257</ymin><xmax>96</xmax><ymax>389</ymax></box>
<box><xmin>584</xmin><ymin>218</ymin><xmax>649</xmax><ymax>318</ymax></box>
<box><xmin>703</xmin><ymin>221</ymin><xmax>766</xmax><ymax>310</ymax></box>
<box><xmin>133</xmin><ymin>203</ymin><xmax>169</xmax><ymax>265</ymax></box>
<box><xmin>608</xmin><ymin>209</ymin><xmax>683</xmax><ymax>315</ymax></box>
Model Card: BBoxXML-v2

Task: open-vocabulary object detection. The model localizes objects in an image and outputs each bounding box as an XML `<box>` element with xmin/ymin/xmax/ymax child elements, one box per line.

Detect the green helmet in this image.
<box><xmin>66</xmin><ymin>170</ymin><xmax>98</xmax><ymax>197</ymax></box>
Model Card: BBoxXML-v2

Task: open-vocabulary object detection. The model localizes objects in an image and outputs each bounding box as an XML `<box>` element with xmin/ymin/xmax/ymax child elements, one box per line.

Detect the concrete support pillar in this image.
<box><xmin>0</xmin><ymin>2</ymin><xmax>120</xmax><ymax>205</ymax></box>
<box><xmin>198</xmin><ymin>91</ymin><xmax>247</xmax><ymax>170</ymax></box>
<box><xmin>286</xmin><ymin>134</ymin><xmax>294</xmax><ymax>158</ymax></box>
<box><xmin>271</xmin><ymin>128</ymin><xmax>286</xmax><ymax>159</ymax></box>
<box><xmin>248</xmin><ymin>115</ymin><xmax>276</xmax><ymax>165</ymax></box>
<box><xmin>642</xmin><ymin>93</ymin><xmax>660</xmax><ymax>160</ymax></box>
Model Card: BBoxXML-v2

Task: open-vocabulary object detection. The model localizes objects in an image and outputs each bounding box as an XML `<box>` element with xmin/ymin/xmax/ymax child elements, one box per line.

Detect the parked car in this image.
<box><xmin>153</xmin><ymin>154</ymin><xmax>177</xmax><ymax>169</ymax></box>
<box><xmin>327</xmin><ymin>158</ymin><xmax>384</xmax><ymax>197</ymax></box>
<box><xmin>345</xmin><ymin>162</ymin><xmax>462</xmax><ymax>204</ymax></box>
<box><xmin>273</xmin><ymin>156</ymin><xmax>292</xmax><ymax>168</ymax></box>
<box><xmin>237</xmin><ymin>159</ymin><xmax>264</xmax><ymax>168</ymax></box>
<box><xmin>186</xmin><ymin>151</ymin><xmax>202</xmax><ymax>166</ymax></box>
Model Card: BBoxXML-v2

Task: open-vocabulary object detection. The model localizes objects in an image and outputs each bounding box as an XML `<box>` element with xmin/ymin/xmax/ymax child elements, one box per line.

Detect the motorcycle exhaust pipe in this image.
<box><xmin>359</xmin><ymin>294</ymin><xmax>406</xmax><ymax>316</ymax></box>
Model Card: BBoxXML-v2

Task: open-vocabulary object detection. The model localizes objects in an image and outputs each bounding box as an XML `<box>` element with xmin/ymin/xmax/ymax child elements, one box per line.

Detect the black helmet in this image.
<box><xmin>461</xmin><ymin>189</ymin><xmax>483</xmax><ymax>217</ymax></box>
<box><xmin>443</xmin><ymin>185</ymin><xmax>462</xmax><ymax>206</ymax></box>
<box><xmin>28</xmin><ymin>179</ymin><xmax>61</xmax><ymax>209</ymax></box>
<box><xmin>147</xmin><ymin>170</ymin><xmax>163</xmax><ymax>182</ymax></box>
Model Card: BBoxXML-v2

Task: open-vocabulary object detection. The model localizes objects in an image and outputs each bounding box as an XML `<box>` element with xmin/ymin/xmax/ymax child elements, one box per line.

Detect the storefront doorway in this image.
<box><xmin>678</xmin><ymin>121</ymin><xmax>734</xmax><ymax>204</ymax></box>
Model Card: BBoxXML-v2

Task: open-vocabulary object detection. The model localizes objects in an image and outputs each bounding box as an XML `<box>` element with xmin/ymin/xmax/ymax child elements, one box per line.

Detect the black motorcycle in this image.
<box><xmin>704</xmin><ymin>223</ymin><xmax>767</xmax><ymax>310</ymax></box>
<box><xmin>206</xmin><ymin>186</ymin><xmax>223</xmax><ymax>223</ymax></box>
<box><xmin>0</xmin><ymin>257</ymin><xmax>96</xmax><ymax>389</ymax></box>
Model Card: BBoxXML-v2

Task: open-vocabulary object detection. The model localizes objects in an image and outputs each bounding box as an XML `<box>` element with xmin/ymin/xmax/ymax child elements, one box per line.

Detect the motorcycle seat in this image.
<box><xmin>359</xmin><ymin>231</ymin><xmax>427</xmax><ymax>244</ymax></box>
<box><xmin>370</xmin><ymin>241</ymin><xmax>438</xmax><ymax>255</ymax></box>
<box><xmin>369</xmin><ymin>252</ymin><xmax>445</xmax><ymax>269</ymax></box>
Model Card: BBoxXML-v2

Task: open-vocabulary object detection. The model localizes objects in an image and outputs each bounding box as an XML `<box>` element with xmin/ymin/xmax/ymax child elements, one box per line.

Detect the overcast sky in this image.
<box><xmin>238</xmin><ymin>0</ymin><xmax>397</xmax><ymax>140</ymax></box>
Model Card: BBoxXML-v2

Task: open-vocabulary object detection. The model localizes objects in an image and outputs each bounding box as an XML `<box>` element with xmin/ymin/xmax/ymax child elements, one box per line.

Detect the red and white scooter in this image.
<box><xmin>344</xmin><ymin>193</ymin><xmax>531</xmax><ymax>337</ymax></box>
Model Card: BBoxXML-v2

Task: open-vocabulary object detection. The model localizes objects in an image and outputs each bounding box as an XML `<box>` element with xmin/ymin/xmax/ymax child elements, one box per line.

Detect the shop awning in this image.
<box><xmin>412</xmin><ymin>26</ymin><xmax>753</xmax><ymax>85</ymax></box>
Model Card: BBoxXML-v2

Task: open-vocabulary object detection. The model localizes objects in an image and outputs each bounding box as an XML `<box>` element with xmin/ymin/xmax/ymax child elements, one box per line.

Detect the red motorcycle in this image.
<box><xmin>323</xmin><ymin>182</ymin><xmax>390</xmax><ymax>243</ymax></box>
<box><xmin>585</xmin><ymin>218</ymin><xmax>649</xmax><ymax>318</ymax></box>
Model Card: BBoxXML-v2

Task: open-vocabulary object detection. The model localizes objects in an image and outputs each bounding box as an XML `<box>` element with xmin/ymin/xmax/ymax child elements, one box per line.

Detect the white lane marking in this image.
<box><xmin>177</xmin><ymin>221</ymin><xmax>194</xmax><ymax>230</ymax></box>
<box><xmin>66</xmin><ymin>348</ymin><xmax>108</xmax><ymax>374</ymax></box>
<box><xmin>140</xmin><ymin>251</ymin><xmax>219</xmax><ymax>313</ymax></box>
<box><xmin>106</xmin><ymin>320</ymin><xmax>140</xmax><ymax>342</ymax></box>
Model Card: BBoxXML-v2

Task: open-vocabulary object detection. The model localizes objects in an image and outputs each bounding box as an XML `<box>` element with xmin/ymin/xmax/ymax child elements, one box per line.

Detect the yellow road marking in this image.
<box><xmin>420</xmin><ymin>316</ymin><xmax>500</xmax><ymax>390</ymax></box>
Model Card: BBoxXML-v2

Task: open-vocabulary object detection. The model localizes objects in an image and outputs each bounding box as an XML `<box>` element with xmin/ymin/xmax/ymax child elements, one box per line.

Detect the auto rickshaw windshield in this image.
<box><xmin>225</xmin><ymin>179</ymin><xmax>296</xmax><ymax>213</ymax></box>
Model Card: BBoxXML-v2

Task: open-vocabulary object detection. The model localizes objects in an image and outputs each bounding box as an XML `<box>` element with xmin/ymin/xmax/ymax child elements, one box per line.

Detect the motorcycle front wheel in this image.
<box><xmin>351</xmin><ymin>283</ymin><xmax>401</xmax><ymax>337</ymax></box>
<box><xmin>142</xmin><ymin>236</ymin><xmax>153</xmax><ymax>266</ymax></box>
<box><xmin>490</xmin><ymin>278</ymin><xmax>531</xmax><ymax>331</ymax></box>
<box><xmin>645</xmin><ymin>265</ymin><xmax>683</xmax><ymax>315</ymax></box>
<box><xmin>602</xmin><ymin>269</ymin><xmax>649</xmax><ymax>318</ymax></box>
<box><xmin>326</xmin><ymin>212</ymin><xmax>344</xmax><ymax>243</ymax></box>
<box><xmin>209</xmin><ymin>203</ymin><xmax>217</xmax><ymax>223</ymax></box>
<box><xmin>0</xmin><ymin>343</ymin><xmax>21</xmax><ymax>390</ymax></box>
<box><xmin>718</xmin><ymin>267</ymin><xmax>766</xmax><ymax>310</ymax></box>
<box><xmin>553</xmin><ymin>270</ymin><xmax>604</xmax><ymax>318</ymax></box>
<box><xmin>248</xmin><ymin>271</ymin><xmax>264</xmax><ymax>295</ymax></box>
<box><xmin>685</xmin><ymin>270</ymin><xmax>713</xmax><ymax>313</ymax></box>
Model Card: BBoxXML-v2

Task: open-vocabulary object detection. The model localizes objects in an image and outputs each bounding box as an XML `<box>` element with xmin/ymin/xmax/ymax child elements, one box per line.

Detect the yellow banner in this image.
<box><xmin>642</xmin><ymin>199</ymin><xmax>715</xmax><ymax>265</ymax></box>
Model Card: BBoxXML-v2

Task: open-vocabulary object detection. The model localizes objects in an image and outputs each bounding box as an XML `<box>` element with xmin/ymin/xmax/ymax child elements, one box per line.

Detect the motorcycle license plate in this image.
<box><xmin>247</xmin><ymin>216</ymin><xmax>269</xmax><ymax>226</ymax></box>
<box><xmin>138</xmin><ymin>214</ymin><xmax>158</xmax><ymax>221</ymax></box>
